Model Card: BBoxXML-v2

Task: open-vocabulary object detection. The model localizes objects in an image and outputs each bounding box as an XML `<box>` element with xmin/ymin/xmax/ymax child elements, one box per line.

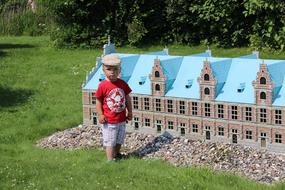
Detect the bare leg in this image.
<box><xmin>106</xmin><ymin>146</ymin><xmax>114</xmax><ymax>161</ymax></box>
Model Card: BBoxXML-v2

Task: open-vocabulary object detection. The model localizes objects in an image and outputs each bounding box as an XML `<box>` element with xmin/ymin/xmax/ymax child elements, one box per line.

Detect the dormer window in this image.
<box><xmin>204</xmin><ymin>87</ymin><xmax>210</xmax><ymax>95</ymax></box>
<box><xmin>155</xmin><ymin>84</ymin><xmax>160</xmax><ymax>91</ymax></box>
<box><xmin>204</xmin><ymin>74</ymin><xmax>209</xmax><ymax>81</ymax></box>
<box><xmin>237</xmin><ymin>82</ymin><xmax>245</xmax><ymax>93</ymax></box>
<box><xmin>99</xmin><ymin>74</ymin><xmax>105</xmax><ymax>81</ymax></box>
<box><xmin>260</xmin><ymin>92</ymin><xmax>266</xmax><ymax>99</ymax></box>
<box><xmin>155</xmin><ymin>71</ymin><xmax>160</xmax><ymax>77</ymax></box>
<box><xmin>185</xmin><ymin>79</ymin><xmax>193</xmax><ymax>88</ymax></box>
<box><xmin>139</xmin><ymin>76</ymin><xmax>146</xmax><ymax>85</ymax></box>
<box><xmin>260</xmin><ymin>77</ymin><xmax>266</xmax><ymax>84</ymax></box>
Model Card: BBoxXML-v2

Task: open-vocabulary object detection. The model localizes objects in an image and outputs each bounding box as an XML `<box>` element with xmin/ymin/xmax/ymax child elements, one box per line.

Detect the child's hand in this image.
<box><xmin>127</xmin><ymin>112</ymin><xmax>132</xmax><ymax>121</ymax></box>
<box><xmin>98</xmin><ymin>114</ymin><xmax>107</xmax><ymax>124</ymax></box>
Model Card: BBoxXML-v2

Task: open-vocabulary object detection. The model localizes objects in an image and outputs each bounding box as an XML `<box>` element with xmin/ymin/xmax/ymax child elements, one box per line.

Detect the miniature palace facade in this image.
<box><xmin>82</xmin><ymin>41</ymin><xmax>285</xmax><ymax>153</ymax></box>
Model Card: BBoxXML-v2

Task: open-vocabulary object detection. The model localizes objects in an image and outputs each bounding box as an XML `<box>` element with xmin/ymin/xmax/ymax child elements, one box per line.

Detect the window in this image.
<box><xmin>167</xmin><ymin>99</ymin><xmax>173</xmax><ymax>113</ymax></box>
<box><xmin>260</xmin><ymin>77</ymin><xmax>266</xmax><ymax>84</ymax></box>
<box><xmin>218</xmin><ymin>104</ymin><xmax>224</xmax><ymax>118</ymax></box>
<box><xmin>261</xmin><ymin>132</ymin><xmax>267</xmax><ymax>137</ymax></box>
<box><xmin>155</xmin><ymin>84</ymin><xmax>160</xmax><ymax>91</ymax></box>
<box><xmin>91</xmin><ymin>92</ymin><xmax>96</xmax><ymax>104</ymax></box>
<box><xmin>179</xmin><ymin>101</ymin><xmax>185</xmax><ymax>114</ymax></box>
<box><xmin>205</xmin><ymin>126</ymin><xmax>211</xmax><ymax>130</ymax></box>
<box><xmin>155</xmin><ymin>71</ymin><xmax>160</xmax><ymax>77</ymax></box>
<box><xmin>275</xmin><ymin>134</ymin><xmax>282</xmax><ymax>143</ymax></box>
<box><xmin>155</xmin><ymin>99</ymin><xmax>161</xmax><ymax>112</ymax></box>
<box><xmin>246</xmin><ymin>130</ymin><xmax>252</xmax><ymax>139</ymax></box>
<box><xmin>231</xmin><ymin>106</ymin><xmax>238</xmax><ymax>120</ymax></box>
<box><xmin>275</xmin><ymin>110</ymin><xmax>282</xmax><ymax>125</ymax></box>
<box><xmin>204</xmin><ymin>103</ymin><xmax>211</xmax><ymax>117</ymax></box>
<box><xmin>144</xmin><ymin>97</ymin><xmax>150</xmax><ymax>110</ymax></box>
<box><xmin>192</xmin><ymin>102</ymin><xmax>198</xmax><ymax>115</ymax></box>
<box><xmin>134</xmin><ymin>117</ymin><xmax>140</xmax><ymax>129</ymax></box>
<box><xmin>192</xmin><ymin>124</ymin><xmax>198</xmax><ymax>133</ymax></box>
<box><xmin>232</xmin><ymin>129</ymin><xmax>238</xmax><ymax>134</ymax></box>
<box><xmin>245</xmin><ymin>107</ymin><xmax>252</xmax><ymax>121</ymax></box>
<box><xmin>260</xmin><ymin>92</ymin><xmax>266</xmax><ymax>100</ymax></box>
<box><xmin>144</xmin><ymin>118</ymin><xmax>150</xmax><ymax>127</ymax></box>
<box><xmin>180</xmin><ymin>123</ymin><xmax>186</xmax><ymax>136</ymax></box>
<box><xmin>204</xmin><ymin>87</ymin><xmax>210</xmax><ymax>95</ymax></box>
<box><xmin>156</xmin><ymin>120</ymin><xmax>162</xmax><ymax>132</ymax></box>
<box><xmin>168</xmin><ymin>121</ymin><xmax>174</xmax><ymax>130</ymax></box>
<box><xmin>133</xmin><ymin>96</ymin><xmax>138</xmax><ymax>109</ymax></box>
<box><xmin>204</xmin><ymin>74</ymin><xmax>209</xmax><ymax>81</ymax></box>
<box><xmin>260</xmin><ymin>108</ymin><xmax>267</xmax><ymax>123</ymax></box>
<box><xmin>218</xmin><ymin>127</ymin><xmax>224</xmax><ymax>136</ymax></box>
<box><xmin>92</xmin><ymin>112</ymin><xmax>97</xmax><ymax>125</ymax></box>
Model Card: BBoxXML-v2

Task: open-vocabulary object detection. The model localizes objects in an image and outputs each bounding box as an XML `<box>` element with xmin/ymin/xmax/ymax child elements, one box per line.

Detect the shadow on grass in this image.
<box><xmin>125</xmin><ymin>131</ymin><xmax>174</xmax><ymax>159</ymax></box>
<box><xmin>0</xmin><ymin>50</ymin><xmax>6</xmax><ymax>57</ymax></box>
<box><xmin>0</xmin><ymin>86</ymin><xmax>34</xmax><ymax>108</ymax></box>
<box><xmin>0</xmin><ymin>43</ymin><xmax>35</xmax><ymax>50</ymax></box>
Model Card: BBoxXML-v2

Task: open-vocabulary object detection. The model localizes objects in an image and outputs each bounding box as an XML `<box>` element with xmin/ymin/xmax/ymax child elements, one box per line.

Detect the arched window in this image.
<box><xmin>204</xmin><ymin>87</ymin><xmax>210</xmax><ymax>95</ymax></box>
<box><xmin>204</xmin><ymin>74</ymin><xmax>209</xmax><ymax>81</ymax></box>
<box><xmin>155</xmin><ymin>84</ymin><xmax>160</xmax><ymax>91</ymax></box>
<box><xmin>260</xmin><ymin>77</ymin><xmax>266</xmax><ymax>84</ymax></box>
<box><xmin>260</xmin><ymin>92</ymin><xmax>266</xmax><ymax>99</ymax></box>
<box><xmin>155</xmin><ymin>71</ymin><xmax>160</xmax><ymax>77</ymax></box>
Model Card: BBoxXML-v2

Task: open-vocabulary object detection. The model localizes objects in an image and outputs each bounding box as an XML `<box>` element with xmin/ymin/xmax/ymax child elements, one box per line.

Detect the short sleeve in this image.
<box><xmin>124</xmin><ymin>82</ymin><xmax>132</xmax><ymax>95</ymax></box>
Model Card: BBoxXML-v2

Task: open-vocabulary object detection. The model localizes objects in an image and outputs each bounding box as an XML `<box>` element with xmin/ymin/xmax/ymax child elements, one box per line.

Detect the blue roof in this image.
<box><xmin>145</xmin><ymin>50</ymin><xmax>168</xmax><ymax>55</ymax></box>
<box><xmin>160</xmin><ymin>57</ymin><xmax>183</xmax><ymax>92</ymax></box>
<box><xmin>83</xmin><ymin>53</ymin><xmax>139</xmax><ymax>90</ymax></box>
<box><xmin>165</xmin><ymin>57</ymin><xmax>229</xmax><ymax>98</ymax></box>
<box><xmin>127</xmin><ymin>55</ymin><xmax>180</xmax><ymax>95</ymax></box>
<box><xmin>189</xmin><ymin>51</ymin><xmax>211</xmax><ymax>57</ymax></box>
<box><xmin>215</xmin><ymin>58</ymin><xmax>261</xmax><ymax>104</ymax></box>
<box><xmin>273</xmin><ymin>76</ymin><xmax>285</xmax><ymax>106</ymax></box>
<box><xmin>83</xmin><ymin>50</ymin><xmax>285</xmax><ymax>107</ymax></box>
<box><xmin>211</xmin><ymin>59</ymin><xmax>232</xmax><ymax>96</ymax></box>
<box><xmin>238</xmin><ymin>53</ymin><xmax>259</xmax><ymax>59</ymax></box>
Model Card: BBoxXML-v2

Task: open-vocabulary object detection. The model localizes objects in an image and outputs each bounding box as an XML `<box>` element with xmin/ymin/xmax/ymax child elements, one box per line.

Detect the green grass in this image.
<box><xmin>1</xmin><ymin>36</ymin><xmax>285</xmax><ymax>190</ymax></box>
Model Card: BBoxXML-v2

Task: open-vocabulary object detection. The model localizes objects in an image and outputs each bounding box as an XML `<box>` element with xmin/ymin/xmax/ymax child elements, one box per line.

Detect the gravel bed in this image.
<box><xmin>37</xmin><ymin>125</ymin><xmax>285</xmax><ymax>184</ymax></box>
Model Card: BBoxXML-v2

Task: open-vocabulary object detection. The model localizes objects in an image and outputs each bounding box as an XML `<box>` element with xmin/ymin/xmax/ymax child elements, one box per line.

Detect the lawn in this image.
<box><xmin>0</xmin><ymin>36</ymin><xmax>285</xmax><ymax>190</ymax></box>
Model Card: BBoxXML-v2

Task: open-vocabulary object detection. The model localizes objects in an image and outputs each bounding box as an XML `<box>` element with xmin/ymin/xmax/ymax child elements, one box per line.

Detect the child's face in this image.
<box><xmin>103</xmin><ymin>65</ymin><xmax>120</xmax><ymax>82</ymax></box>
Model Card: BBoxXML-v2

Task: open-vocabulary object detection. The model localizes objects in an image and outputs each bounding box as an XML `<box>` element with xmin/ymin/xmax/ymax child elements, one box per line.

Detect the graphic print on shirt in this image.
<box><xmin>106</xmin><ymin>88</ymin><xmax>126</xmax><ymax>112</ymax></box>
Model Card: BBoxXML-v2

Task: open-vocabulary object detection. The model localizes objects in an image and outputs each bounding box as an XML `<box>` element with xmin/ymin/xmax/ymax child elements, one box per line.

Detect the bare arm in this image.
<box><xmin>96</xmin><ymin>98</ymin><xmax>106</xmax><ymax>124</ymax></box>
<box><xmin>125</xmin><ymin>94</ymin><xmax>132</xmax><ymax>121</ymax></box>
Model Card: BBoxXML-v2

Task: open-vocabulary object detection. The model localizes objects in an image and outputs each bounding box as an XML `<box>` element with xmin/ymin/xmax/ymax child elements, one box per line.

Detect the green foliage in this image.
<box><xmin>0</xmin><ymin>0</ymin><xmax>55</xmax><ymax>36</ymax></box>
<box><xmin>2</xmin><ymin>0</ymin><xmax>285</xmax><ymax>50</ymax></box>
<box><xmin>244</xmin><ymin>0</ymin><xmax>285</xmax><ymax>50</ymax></box>
<box><xmin>164</xmin><ymin>0</ymin><xmax>252</xmax><ymax>47</ymax></box>
<box><xmin>50</xmin><ymin>0</ymin><xmax>168</xmax><ymax>48</ymax></box>
<box><xmin>127</xmin><ymin>16</ymin><xmax>147</xmax><ymax>45</ymax></box>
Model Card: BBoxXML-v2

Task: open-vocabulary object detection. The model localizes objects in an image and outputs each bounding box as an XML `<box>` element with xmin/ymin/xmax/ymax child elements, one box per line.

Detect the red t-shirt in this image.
<box><xmin>95</xmin><ymin>79</ymin><xmax>132</xmax><ymax>124</ymax></box>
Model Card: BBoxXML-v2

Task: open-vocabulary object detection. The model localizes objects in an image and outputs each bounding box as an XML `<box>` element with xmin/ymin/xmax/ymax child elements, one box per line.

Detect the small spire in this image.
<box><xmin>252</xmin><ymin>48</ymin><xmax>259</xmax><ymax>59</ymax></box>
<box><xmin>108</xmin><ymin>35</ymin><xmax>111</xmax><ymax>45</ymax></box>
<box><xmin>86</xmin><ymin>71</ymin><xmax>89</xmax><ymax>81</ymax></box>
<box><xmin>206</xmin><ymin>46</ymin><xmax>211</xmax><ymax>57</ymax></box>
<box><xmin>163</xmin><ymin>46</ymin><xmax>169</xmax><ymax>55</ymax></box>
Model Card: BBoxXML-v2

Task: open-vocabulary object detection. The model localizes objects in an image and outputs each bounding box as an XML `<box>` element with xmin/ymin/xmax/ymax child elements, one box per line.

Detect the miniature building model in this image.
<box><xmin>82</xmin><ymin>40</ymin><xmax>285</xmax><ymax>153</ymax></box>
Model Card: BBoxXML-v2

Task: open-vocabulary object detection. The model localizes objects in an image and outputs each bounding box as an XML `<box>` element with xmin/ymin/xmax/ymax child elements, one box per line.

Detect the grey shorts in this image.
<box><xmin>101</xmin><ymin>122</ymin><xmax>126</xmax><ymax>147</ymax></box>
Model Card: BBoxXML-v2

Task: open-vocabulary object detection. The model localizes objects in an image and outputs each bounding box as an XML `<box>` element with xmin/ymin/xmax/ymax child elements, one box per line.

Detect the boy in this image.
<box><xmin>95</xmin><ymin>54</ymin><xmax>132</xmax><ymax>162</ymax></box>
